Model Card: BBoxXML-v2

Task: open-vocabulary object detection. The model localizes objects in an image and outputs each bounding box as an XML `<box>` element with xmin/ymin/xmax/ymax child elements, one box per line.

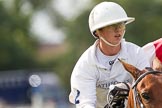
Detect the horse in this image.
<box><xmin>118</xmin><ymin>59</ymin><xmax>162</xmax><ymax>108</ymax></box>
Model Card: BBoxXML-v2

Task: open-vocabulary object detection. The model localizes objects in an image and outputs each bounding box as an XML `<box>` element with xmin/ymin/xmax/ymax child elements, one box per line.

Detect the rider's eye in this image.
<box><xmin>141</xmin><ymin>92</ymin><xmax>150</xmax><ymax>100</ymax></box>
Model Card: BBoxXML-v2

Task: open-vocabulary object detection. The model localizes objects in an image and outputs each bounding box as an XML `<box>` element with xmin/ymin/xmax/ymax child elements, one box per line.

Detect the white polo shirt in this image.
<box><xmin>69</xmin><ymin>39</ymin><xmax>150</xmax><ymax>108</ymax></box>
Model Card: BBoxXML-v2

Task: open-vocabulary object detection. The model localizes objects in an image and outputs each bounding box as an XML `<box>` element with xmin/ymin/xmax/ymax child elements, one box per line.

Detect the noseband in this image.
<box><xmin>131</xmin><ymin>68</ymin><xmax>162</xmax><ymax>108</ymax></box>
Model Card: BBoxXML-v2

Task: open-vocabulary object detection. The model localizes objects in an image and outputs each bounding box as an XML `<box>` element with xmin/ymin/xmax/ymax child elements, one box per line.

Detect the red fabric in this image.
<box><xmin>153</xmin><ymin>38</ymin><xmax>162</xmax><ymax>63</ymax></box>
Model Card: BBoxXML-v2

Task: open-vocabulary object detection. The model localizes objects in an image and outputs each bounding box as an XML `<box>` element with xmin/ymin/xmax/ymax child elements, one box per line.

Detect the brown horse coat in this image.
<box><xmin>118</xmin><ymin>59</ymin><xmax>162</xmax><ymax>108</ymax></box>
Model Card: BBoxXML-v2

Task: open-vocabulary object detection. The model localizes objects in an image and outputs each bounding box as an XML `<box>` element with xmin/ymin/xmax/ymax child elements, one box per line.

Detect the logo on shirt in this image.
<box><xmin>96</xmin><ymin>79</ymin><xmax>130</xmax><ymax>89</ymax></box>
<box><xmin>69</xmin><ymin>88</ymin><xmax>80</xmax><ymax>104</ymax></box>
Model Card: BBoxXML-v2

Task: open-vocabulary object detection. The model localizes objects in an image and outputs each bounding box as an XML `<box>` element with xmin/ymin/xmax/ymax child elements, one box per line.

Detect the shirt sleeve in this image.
<box><xmin>136</xmin><ymin>46</ymin><xmax>151</xmax><ymax>70</ymax></box>
<box><xmin>69</xmin><ymin>61</ymin><xmax>97</xmax><ymax>108</ymax></box>
<box><xmin>142</xmin><ymin>42</ymin><xmax>156</xmax><ymax>66</ymax></box>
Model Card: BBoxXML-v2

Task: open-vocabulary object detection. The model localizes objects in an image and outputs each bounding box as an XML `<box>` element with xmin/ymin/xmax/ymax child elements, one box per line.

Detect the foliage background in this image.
<box><xmin>0</xmin><ymin>0</ymin><xmax>162</xmax><ymax>93</ymax></box>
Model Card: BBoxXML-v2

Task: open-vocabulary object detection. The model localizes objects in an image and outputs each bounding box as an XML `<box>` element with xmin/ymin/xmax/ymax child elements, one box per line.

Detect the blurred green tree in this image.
<box><xmin>123</xmin><ymin>0</ymin><xmax>162</xmax><ymax>45</ymax></box>
<box><xmin>0</xmin><ymin>0</ymin><xmax>66</xmax><ymax>70</ymax></box>
<box><xmin>0</xmin><ymin>1</ymin><xmax>38</xmax><ymax>70</ymax></box>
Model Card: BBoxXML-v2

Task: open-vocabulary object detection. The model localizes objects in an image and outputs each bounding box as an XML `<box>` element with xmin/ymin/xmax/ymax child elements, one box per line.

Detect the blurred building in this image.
<box><xmin>37</xmin><ymin>43</ymin><xmax>69</xmax><ymax>60</ymax></box>
<box><xmin>0</xmin><ymin>70</ymin><xmax>72</xmax><ymax>108</ymax></box>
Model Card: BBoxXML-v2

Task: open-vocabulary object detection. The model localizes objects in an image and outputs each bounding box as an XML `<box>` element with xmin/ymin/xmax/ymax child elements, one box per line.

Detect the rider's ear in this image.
<box><xmin>118</xmin><ymin>58</ymin><xmax>143</xmax><ymax>80</ymax></box>
<box><xmin>95</xmin><ymin>30</ymin><xmax>101</xmax><ymax>37</ymax></box>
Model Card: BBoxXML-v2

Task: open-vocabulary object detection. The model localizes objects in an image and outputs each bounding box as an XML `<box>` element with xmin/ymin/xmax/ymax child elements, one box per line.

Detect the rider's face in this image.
<box><xmin>96</xmin><ymin>22</ymin><xmax>126</xmax><ymax>45</ymax></box>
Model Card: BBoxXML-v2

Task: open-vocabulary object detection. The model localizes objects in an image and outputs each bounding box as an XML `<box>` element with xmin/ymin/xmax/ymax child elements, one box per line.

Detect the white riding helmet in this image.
<box><xmin>89</xmin><ymin>2</ymin><xmax>135</xmax><ymax>38</ymax></box>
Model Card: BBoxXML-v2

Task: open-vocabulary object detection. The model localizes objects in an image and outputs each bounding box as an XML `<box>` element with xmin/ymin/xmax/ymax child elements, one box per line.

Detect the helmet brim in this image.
<box><xmin>92</xmin><ymin>17</ymin><xmax>135</xmax><ymax>38</ymax></box>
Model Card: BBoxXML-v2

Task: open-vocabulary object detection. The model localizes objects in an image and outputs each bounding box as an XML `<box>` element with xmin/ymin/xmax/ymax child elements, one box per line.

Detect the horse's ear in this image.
<box><xmin>118</xmin><ymin>58</ymin><xmax>142</xmax><ymax>80</ymax></box>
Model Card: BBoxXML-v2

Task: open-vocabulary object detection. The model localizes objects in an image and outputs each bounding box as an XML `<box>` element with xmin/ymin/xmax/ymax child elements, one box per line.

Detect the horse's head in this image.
<box><xmin>118</xmin><ymin>59</ymin><xmax>162</xmax><ymax>108</ymax></box>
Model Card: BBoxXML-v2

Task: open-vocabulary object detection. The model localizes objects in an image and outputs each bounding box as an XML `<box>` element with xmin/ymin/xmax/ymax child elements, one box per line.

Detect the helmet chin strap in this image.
<box><xmin>99</xmin><ymin>31</ymin><xmax>125</xmax><ymax>47</ymax></box>
<box><xmin>100</xmin><ymin>37</ymin><xmax>121</xmax><ymax>47</ymax></box>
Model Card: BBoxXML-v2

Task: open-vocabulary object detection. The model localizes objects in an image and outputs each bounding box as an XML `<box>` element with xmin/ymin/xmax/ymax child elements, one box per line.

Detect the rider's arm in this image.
<box><xmin>136</xmin><ymin>47</ymin><xmax>150</xmax><ymax>69</ymax></box>
<box><xmin>69</xmin><ymin>61</ymin><xmax>98</xmax><ymax>108</ymax></box>
<box><xmin>142</xmin><ymin>43</ymin><xmax>155</xmax><ymax>66</ymax></box>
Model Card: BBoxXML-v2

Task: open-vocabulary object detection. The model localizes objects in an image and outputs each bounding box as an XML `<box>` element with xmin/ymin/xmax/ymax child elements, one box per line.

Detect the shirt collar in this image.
<box><xmin>90</xmin><ymin>39</ymin><xmax>128</xmax><ymax>69</ymax></box>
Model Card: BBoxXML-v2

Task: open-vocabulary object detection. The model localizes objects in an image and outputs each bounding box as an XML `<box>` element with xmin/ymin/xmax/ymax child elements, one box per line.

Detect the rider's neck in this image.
<box><xmin>98</xmin><ymin>42</ymin><xmax>121</xmax><ymax>56</ymax></box>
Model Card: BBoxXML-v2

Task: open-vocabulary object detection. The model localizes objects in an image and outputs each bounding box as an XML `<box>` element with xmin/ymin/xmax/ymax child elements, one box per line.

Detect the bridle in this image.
<box><xmin>131</xmin><ymin>68</ymin><xmax>162</xmax><ymax>108</ymax></box>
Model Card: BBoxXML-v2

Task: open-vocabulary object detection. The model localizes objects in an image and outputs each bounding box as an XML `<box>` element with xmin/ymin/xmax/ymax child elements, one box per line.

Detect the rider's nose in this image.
<box><xmin>115</xmin><ymin>28</ymin><xmax>124</xmax><ymax>35</ymax></box>
<box><xmin>114</xmin><ymin>24</ymin><xmax>125</xmax><ymax>33</ymax></box>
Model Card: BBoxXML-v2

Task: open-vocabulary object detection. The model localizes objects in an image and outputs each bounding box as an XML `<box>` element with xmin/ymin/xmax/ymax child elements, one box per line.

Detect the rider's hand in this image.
<box><xmin>106</xmin><ymin>82</ymin><xmax>130</xmax><ymax>108</ymax></box>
